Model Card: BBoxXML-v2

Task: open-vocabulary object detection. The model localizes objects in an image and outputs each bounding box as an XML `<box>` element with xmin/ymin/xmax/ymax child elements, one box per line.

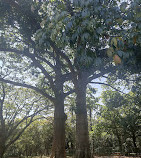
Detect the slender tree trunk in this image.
<box><xmin>0</xmin><ymin>128</ymin><xmax>5</xmax><ymax>158</ymax></box>
<box><xmin>132</xmin><ymin>132</ymin><xmax>138</xmax><ymax>153</ymax></box>
<box><xmin>75</xmin><ymin>81</ymin><xmax>91</xmax><ymax>158</ymax></box>
<box><xmin>113</xmin><ymin>123</ymin><xmax>122</xmax><ymax>153</ymax></box>
<box><xmin>89</xmin><ymin>108</ymin><xmax>92</xmax><ymax>131</ymax></box>
<box><xmin>50</xmin><ymin>97</ymin><xmax>66</xmax><ymax>158</ymax></box>
<box><xmin>117</xmin><ymin>134</ymin><xmax>122</xmax><ymax>153</ymax></box>
<box><xmin>0</xmin><ymin>145</ymin><xmax>5</xmax><ymax>158</ymax></box>
<box><xmin>0</xmin><ymin>99</ymin><xmax>6</xmax><ymax>158</ymax></box>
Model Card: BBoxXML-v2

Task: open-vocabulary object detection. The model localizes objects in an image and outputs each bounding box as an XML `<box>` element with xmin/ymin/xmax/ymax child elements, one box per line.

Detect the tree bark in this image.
<box><xmin>0</xmin><ymin>97</ymin><xmax>6</xmax><ymax>158</ymax></box>
<box><xmin>75</xmin><ymin>79</ymin><xmax>91</xmax><ymax>158</ymax></box>
<box><xmin>50</xmin><ymin>96</ymin><xmax>66</xmax><ymax>158</ymax></box>
<box><xmin>89</xmin><ymin>108</ymin><xmax>92</xmax><ymax>131</ymax></box>
<box><xmin>0</xmin><ymin>144</ymin><xmax>5</xmax><ymax>158</ymax></box>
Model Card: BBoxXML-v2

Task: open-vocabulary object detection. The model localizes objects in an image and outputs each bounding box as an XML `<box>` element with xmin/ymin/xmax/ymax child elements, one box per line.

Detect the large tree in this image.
<box><xmin>0</xmin><ymin>1</ymin><xmax>74</xmax><ymax>157</ymax></box>
<box><xmin>0</xmin><ymin>0</ymin><xmax>140</xmax><ymax>158</ymax></box>
<box><xmin>36</xmin><ymin>1</ymin><xmax>140</xmax><ymax>157</ymax></box>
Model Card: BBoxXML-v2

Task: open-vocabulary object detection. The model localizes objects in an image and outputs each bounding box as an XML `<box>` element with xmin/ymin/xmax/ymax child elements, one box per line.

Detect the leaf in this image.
<box><xmin>60</xmin><ymin>11</ymin><xmax>68</xmax><ymax>17</ymax></box>
<box><xmin>82</xmin><ymin>33</ymin><xmax>90</xmax><ymax>41</ymax></box>
<box><xmin>94</xmin><ymin>57</ymin><xmax>102</xmax><ymax>67</ymax></box>
<box><xmin>107</xmin><ymin>47</ymin><xmax>114</xmax><ymax>57</ymax></box>
<box><xmin>82</xmin><ymin>9</ymin><xmax>90</xmax><ymax>18</ymax></box>
<box><xmin>117</xmin><ymin>39</ymin><xmax>124</xmax><ymax>49</ymax></box>
<box><xmin>96</xmin><ymin>27</ymin><xmax>103</xmax><ymax>35</ymax></box>
<box><xmin>120</xmin><ymin>2</ymin><xmax>128</xmax><ymax>12</ymax></box>
<box><xmin>123</xmin><ymin>52</ymin><xmax>129</xmax><ymax>59</ymax></box>
<box><xmin>105</xmin><ymin>18</ymin><xmax>112</xmax><ymax>25</ymax></box>
<box><xmin>66</xmin><ymin>21</ymin><xmax>73</xmax><ymax>29</ymax></box>
<box><xmin>110</xmin><ymin>37</ymin><xmax>117</xmax><ymax>48</ymax></box>
<box><xmin>116</xmin><ymin>50</ymin><xmax>124</xmax><ymax>58</ymax></box>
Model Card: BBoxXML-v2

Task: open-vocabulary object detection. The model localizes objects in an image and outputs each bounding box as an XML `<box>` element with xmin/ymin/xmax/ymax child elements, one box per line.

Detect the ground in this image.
<box><xmin>94</xmin><ymin>156</ymin><xmax>140</xmax><ymax>158</ymax></box>
<box><xmin>29</xmin><ymin>156</ymin><xmax>141</xmax><ymax>158</ymax></box>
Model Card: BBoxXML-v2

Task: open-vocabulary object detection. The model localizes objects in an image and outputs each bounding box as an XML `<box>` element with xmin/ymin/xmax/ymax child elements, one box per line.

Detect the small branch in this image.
<box><xmin>90</xmin><ymin>82</ymin><xmax>134</xmax><ymax>100</ymax></box>
<box><xmin>90</xmin><ymin>81</ymin><xmax>126</xmax><ymax>94</ymax></box>
<box><xmin>35</xmin><ymin>54</ymin><xmax>55</xmax><ymax>70</ymax></box>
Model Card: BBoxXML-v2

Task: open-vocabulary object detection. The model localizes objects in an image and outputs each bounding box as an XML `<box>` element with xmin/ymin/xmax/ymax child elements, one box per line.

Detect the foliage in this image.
<box><xmin>35</xmin><ymin>0</ymin><xmax>141</xmax><ymax>69</ymax></box>
<box><xmin>8</xmin><ymin>119</ymin><xmax>54</xmax><ymax>157</ymax></box>
<box><xmin>0</xmin><ymin>83</ymin><xmax>48</xmax><ymax>158</ymax></box>
<box><xmin>91</xmin><ymin>88</ymin><xmax>141</xmax><ymax>155</ymax></box>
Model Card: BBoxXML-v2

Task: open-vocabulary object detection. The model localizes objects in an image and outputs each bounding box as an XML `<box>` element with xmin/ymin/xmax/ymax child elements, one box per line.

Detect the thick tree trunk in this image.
<box><xmin>50</xmin><ymin>97</ymin><xmax>66</xmax><ymax>158</ymax></box>
<box><xmin>50</xmin><ymin>55</ymin><xmax>66</xmax><ymax>158</ymax></box>
<box><xmin>75</xmin><ymin>82</ymin><xmax>91</xmax><ymax>158</ymax></box>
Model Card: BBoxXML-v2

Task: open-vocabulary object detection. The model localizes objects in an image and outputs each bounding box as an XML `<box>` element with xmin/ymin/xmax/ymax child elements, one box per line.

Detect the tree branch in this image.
<box><xmin>35</xmin><ymin>53</ymin><xmax>55</xmax><ymax>70</ymax></box>
<box><xmin>48</xmin><ymin>40</ymin><xmax>76</xmax><ymax>75</ymax></box>
<box><xmin>86</xmin><ymin>65</ymin><xmax>117</xmax><ymax>84</ymax></box>
<box><xmin>0</xmin><ymin>48</ymin><xmax>55</xmax><ymax>89</ymax></box>
<box><xmin>0</xmin><ymin>77</ymin><xmax>55</xmax><ymax>102</ymax></box>
<box><xmin>0</xmin><ymin>83</ymin><xmax>6</xmax><ymax>130</ymax></box>
<box><xmin>90</xmin><ymin>81</ymin><xmax>126</xmax><ymax>95</ymax></box>
<box><xmin>61</xmin><ymin>72</ymin><xmax>72</xmax><ymax>83</ymax></box>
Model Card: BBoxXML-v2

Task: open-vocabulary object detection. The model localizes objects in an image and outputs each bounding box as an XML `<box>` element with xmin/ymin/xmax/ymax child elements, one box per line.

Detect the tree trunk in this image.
<box><xmin>89</xmin><ymin>108</ymin><xmax>92</xmax><ymax>131</ymax></box>
<box><xmin>75</xmin><ymin>82</ymin><xmax>91</xmax><ymax>158</ymax></box>
<box><xmin>0</xmin><ymin>100</ymin><xmax>6</xmax><ymax>158</ymax></box>
<box><xmin>50</xmin><ymin>97</ymin><xmax>66</xmax><ymax>158</ymax></box>
<box><xmin>132</xmin><ymin>132</ymin><xmax>138</xmax><ymax>153</ymax></box>
<box><xmin>50</xmin><ymin>54</ymin><xmax>66</xmax><ymax>158</ymax></box>
<box><xmin>0</xmin><ymin>145</ymin><xmax>5</xmax><ymax>158</ymax></box>
<box><xmin>113</xmin><ymin>122</ymin><xmax>122</xmax><ymax>153</ymax></box>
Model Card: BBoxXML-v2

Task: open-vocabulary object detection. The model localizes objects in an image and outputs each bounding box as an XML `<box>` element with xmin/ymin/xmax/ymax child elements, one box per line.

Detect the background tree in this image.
<box><xmin>0</xmin><ymin>83</ymin><xmax>47</xmax><ymax>158</ymax></box>
<box><xmin>91</xmin><ymin>86</ymin><xmax>141</xmax><ymax>156</ymax></box>
<box><xmin>9</xmin><ymin>118</ymin><xmax>54</xmax><ymax>158</ymax></box>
